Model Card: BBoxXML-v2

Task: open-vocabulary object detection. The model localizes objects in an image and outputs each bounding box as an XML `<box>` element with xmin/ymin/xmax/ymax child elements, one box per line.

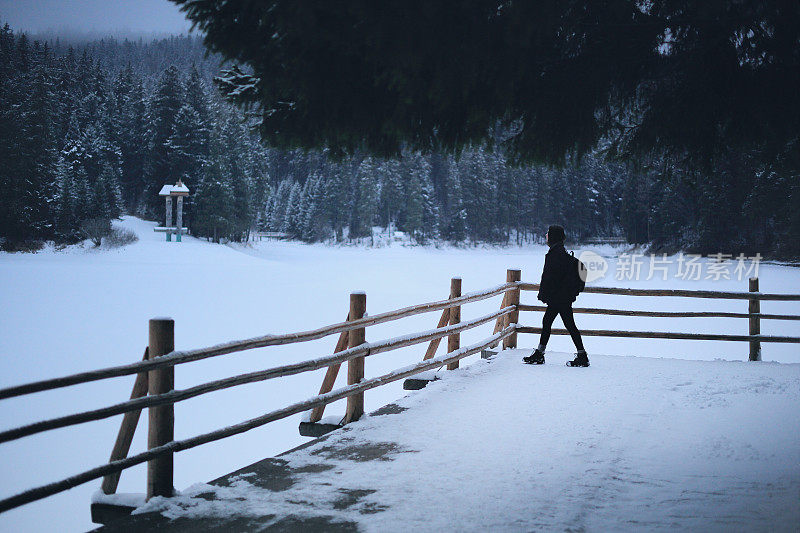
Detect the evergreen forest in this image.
<box><xmin>0</xmin><ymin>23</ymin><xmax>796</xmax><ymax>257</ymax></box>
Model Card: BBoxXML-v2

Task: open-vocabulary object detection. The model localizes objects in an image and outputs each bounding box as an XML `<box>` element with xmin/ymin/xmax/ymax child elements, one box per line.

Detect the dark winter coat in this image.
<box><xmin>537</xmin><ymin>242</ymin><xmax>576</xmax><ymax>306</ymax></box>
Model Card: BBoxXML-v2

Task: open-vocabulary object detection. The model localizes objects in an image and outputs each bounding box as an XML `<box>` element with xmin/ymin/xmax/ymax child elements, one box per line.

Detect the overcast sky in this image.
<box><xmin>0</xmin><ymin>0</ymin><xmax>192</xmax><ymax>36</ymax></box>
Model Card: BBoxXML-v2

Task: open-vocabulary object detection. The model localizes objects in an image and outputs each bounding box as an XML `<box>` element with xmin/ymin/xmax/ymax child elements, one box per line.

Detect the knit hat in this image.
<box><xmin>547</xmin><ymin>225</ymin><xmax>565</xmax><ymax>244</ymax></box>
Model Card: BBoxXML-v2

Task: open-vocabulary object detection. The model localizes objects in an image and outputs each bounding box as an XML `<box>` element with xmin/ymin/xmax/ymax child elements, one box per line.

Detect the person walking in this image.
<box><xmin>523</xmin><ymin>225</ymin><xmax>589</xmax><ymax>367</ymax></box>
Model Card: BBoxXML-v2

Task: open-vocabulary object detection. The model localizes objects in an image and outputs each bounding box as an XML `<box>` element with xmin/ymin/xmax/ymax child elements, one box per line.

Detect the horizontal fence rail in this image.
<box><xmin>520</xmin><ymin>283</ymin><xmax>800</xmax><ymax>300</ymax></box>
<box><xmin>517</xmin><ymin>304</ymin><xmax>800</xmax><ymax>321</ymax></box>
<box><xmin>518</xmin><ymin>278</ymin><xmax>800</xmax><ymax>347</ymax></box>
<box><xmin>516</xmin><ymin>327</ymin><xmax>800</xmax><ymax>343</ymax></box>
<box><xmin>0</xmin><ymin>282</ymin><xmax>517</xmax><ymax>401</ymax></box>
<box><xmin>0</xmin><ymin>326</ymin><xmax>516</xmax><ymax>514</ymax></box>
<box><xmin>0</xmin><ymin>306</ymin><xmax>515</xmax><ymax>444</ymax></box>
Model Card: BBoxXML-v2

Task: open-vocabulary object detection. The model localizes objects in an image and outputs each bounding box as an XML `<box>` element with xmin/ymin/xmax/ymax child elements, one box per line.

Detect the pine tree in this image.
<box><xmin>323</xmin><ymin>163</ymin><xmax>353</xmax><ymax>241</ymax></box>
<box><xmin>492</xmin><ymin>150</ymin><xmax>515</xmax><ymax>242</ymax></box>
<box><xmin>184</xmin><ymin>64</ymin><xmax>209</xmax><ymax>124</ymax></box>
<box><xmin>260</xmin><ymin>184</ymin><xmax>275</xmax><ymax>231</ymax></box>
<box><xmin>402</xmin><ymin>152</ymin><xmax>438</xmax><ymax>243</ymax></box>
<box><xmin>122</xmin><ymin>75</ymin><xmax>148</xmax><ymax>210</ymax></box>
<box><xmin>283</xmin><ymin>181</ymin><xmax>302</xmax><ymax>236</ymax></box>
<box><xmin>144</xmin><ymin>65</ymin><xmax>184</xmax><ymax>215</ymax></box>
<box><xmin>269</xmin><ymin>179</ymin><xmax>292</xmax><ymax>232</ymax></box>
<box><xmin>443</xmin><ymin>162</ymin><xmax>467</xmax><ymax>243</ymax></box>
<box><xmin>0</xmin><ymin>29</ymin><xmax>26</xmax><ymax>246</ymax></box>
<box><xmin>419</xmin><ymin>167</ymin><xmax>439</xmax><ymax>243</ymax></box>
<box><xmin>94</xmin><ymin>163</ymin><xmax>124</xmax><ymax>220</ymax></box>
<box><xmin>350</xmin><ymin>158</ymin><xmax>380</xmax><ymax>239</ymax></box>
<box><xmin>16</xmin><ymin>41</ymin><xmax>58</xmax><ymax>241</ymax></box>
<box><xmin>458</xmin><ymin>148</ymin><xmax>496</xmax><ymax>242</ymax></box>
<box><xmin>53</xmin><ymin>46</ymin><xmax>78</xmax><ymax>144</ymax></box>
<box><xmin>300</xmin><ymin>174</ymin><xmax>330</xmax><ymax>242</ymax></box>
<box><xmin>168</xmin><ymin>104</ymin><xmax>208</xmax><ymax>183</ymax></box>
<box><xmin>218</xmin><ymin>113</ymin><xmax>253</xmax><ymax>241</ymax></box>
<box><xmin>54</xmin><ymin>157</ymin><xmax>78</xmax><ymax>240</ymax></box>
<box><xmin>110</xmin><ymin>64</ymin><xmax>147</xmax><ymax>210</ymax></box>
<box><xmin>377</xmin><ymin>159</ymin><xmax>403</xmax><ymax>228</ymax></box>
<box><xmin>191</xmin><ymin>157</ymin><xmax>235</xmax><ymax>243</ymax></box>
<box><xmin>73</xmin><ymin>167</ymin><xmax>93</xmax><ymax>226</ymax></box>
<box><xmin>15</xmin><ymin>33</ymin><xmax>29</xmax><ymax>73</ymax></box>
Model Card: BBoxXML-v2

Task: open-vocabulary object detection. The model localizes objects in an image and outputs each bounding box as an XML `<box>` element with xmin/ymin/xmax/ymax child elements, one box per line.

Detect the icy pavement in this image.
<box><xmin>101</xmin><ymin>349</ymin><xmax>800</xmax><ymax>532</ymax></box>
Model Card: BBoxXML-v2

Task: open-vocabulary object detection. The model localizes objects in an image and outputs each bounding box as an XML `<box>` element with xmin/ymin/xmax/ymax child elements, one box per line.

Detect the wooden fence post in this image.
<box><xmin>101</xmin><ymin>348</ymin><xmax>150</xmax><ymax>495</ymax></box>
<box><xmin>344</xmin><ymin>293</ymin><xmax>366</xmax><ymax>423</ymax></box>
<box><xmin>749</xmin><ymin>277</ymin><xmax>761</xmax><ymax>361</ymax></box>
<box><xmin>447</xmin><ymin>277</ymin><xmax>462</xmax><ymax>370</ymax></box>
<box><xmin>503</xmin><ymin>269</ymin><xmax>521</xmax><ymax>349</ymax></box>
<box><xmin>422</xmin><ymin>307</ymin><xmax>450</xmax><ymax>361</ymax></box>
<box><xmin>308</xmin><ymin>315</ymin><xmax>350</xmax><ymax>423</ymax></box>
<box><xmin>147</xmin><ymin>318</ymin><xmax>174</xmax><ymax>500</ymax></box>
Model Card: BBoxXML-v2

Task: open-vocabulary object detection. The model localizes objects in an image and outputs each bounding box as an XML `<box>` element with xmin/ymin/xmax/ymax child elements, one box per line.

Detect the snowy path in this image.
<box><xmin>121</xmin><ymin>350</ymin><xmax>800</xmax><ymax>532</ymax></box>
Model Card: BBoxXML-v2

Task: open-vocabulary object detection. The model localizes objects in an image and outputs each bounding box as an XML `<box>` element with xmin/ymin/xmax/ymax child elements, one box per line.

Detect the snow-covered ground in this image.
<box><xmin>137</xmin><ymin>349</ymin><xmax>800</xmax><ymax>531</ymax></box>
<box><xmin>0</xmin><ymin>217</ymin><xmax>798</xmax><ymax>532</ymax></box>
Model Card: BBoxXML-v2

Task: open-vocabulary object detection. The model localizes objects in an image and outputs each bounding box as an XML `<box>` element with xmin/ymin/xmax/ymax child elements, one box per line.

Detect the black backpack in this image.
<box><xmin>569</xmin><ymin>251</ymin><xmax>587</xmax><ymax>297</ymax></box>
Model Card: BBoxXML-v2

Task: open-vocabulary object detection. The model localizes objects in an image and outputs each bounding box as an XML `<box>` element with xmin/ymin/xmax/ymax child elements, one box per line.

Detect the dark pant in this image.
<box><xmin>539</xmin><ymin>303</ymin><xmax>585</xmax><ymax>351</ymax></box>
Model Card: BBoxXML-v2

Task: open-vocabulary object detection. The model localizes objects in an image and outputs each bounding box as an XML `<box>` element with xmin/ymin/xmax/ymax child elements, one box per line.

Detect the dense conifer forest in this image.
<box><xmin>0</xmin><ymin>22</ymin><xmax>796</xmax><ymax>257</ymax></box>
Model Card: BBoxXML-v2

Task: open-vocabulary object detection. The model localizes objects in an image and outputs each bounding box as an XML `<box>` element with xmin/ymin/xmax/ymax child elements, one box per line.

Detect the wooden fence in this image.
<box><xmin>0</xmin><ymin>270</ymin><xmax>798</xmax><ymax>516</ymax></box>
<box><xmin>0</xmin><ymin>277</ymin><xmax>519</xmax><ymax>514</ymax></box>
<box><xmin>515</xmin><ymin>277</ymin><xmax>800</xmax><ymax>361</ymax></box>
<box><xmin>252</xmin><ymin>231</ymin><xmax>290</xmax><ymax>241</ymax></box>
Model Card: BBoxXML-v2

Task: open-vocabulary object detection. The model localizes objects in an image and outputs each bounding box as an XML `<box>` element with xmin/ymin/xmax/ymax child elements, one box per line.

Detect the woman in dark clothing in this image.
<box><xmin>523</xmin><ymin>225</ymin><xmax>589</xmax><ymax>367</ymax></box>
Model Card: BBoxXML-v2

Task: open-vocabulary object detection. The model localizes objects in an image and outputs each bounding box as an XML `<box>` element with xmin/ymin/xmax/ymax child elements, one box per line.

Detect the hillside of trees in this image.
<box><xmin>0</xmin><ymin>22</ymin><xmax>796</xmax><ymax>257</ymax></box>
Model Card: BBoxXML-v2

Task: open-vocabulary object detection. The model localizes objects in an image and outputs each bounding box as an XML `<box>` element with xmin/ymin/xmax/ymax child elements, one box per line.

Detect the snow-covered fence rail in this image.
<box><xmin>0</xmin><ymin>308</ymin><xmax>515</xmax><ymax>444</ymax></box>
<box><xmin>514</xmin><ymin>326</ymin><xmax>800</xmax><ymax>343</ymax></box>
<box><xmin>0</xmin><ymin>282</ymin><xmax>516</xmax><ymax>401</ymax></box>
<box><xmin>518</xmin><ymin>282</ymin><xmax>800</xmax><ymax>301</ymax></box>
<box><xmin>517</xmin><ymin>305</ymin><xmax>800</xmax><ymax>320</ymax></box>
<box><xmin>0</xmin><ymin>328</ymin><xmax>517</xmax><ymax>517</ymax></box>
<box><xmin>516</xmin><ymin>277</ymin><xmax>800</xmax><ymax>361</ymax></box>
<box><xmin>0</xmin><ymin>275</ymin><xmax>520</xmax><ymax>516</ymax></box>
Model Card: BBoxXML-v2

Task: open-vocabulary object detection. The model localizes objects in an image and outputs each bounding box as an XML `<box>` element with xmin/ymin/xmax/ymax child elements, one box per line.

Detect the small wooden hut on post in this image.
<box><xmin>155</xmin><ymin>180</ymin><xmax>190</xmax><ymax>242</ymax></box>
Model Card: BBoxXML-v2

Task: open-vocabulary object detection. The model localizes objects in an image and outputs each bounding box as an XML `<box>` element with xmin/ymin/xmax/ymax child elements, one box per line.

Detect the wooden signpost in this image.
<box><xmin>155</xmin><ymin>180</ymin><xmax>190</xmax><ymax>242</ymax></box>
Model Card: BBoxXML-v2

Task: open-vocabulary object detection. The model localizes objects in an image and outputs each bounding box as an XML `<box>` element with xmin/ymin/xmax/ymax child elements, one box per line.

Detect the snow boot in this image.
<box><xmin>523</xmin><ymin>349</ymin><xmax>545</xmax><ymax>365</ymax></box>
<box><xmin>566</xmin><ymin>351</ymin><xmax>589</xmax><ymax>367</ymax></box>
